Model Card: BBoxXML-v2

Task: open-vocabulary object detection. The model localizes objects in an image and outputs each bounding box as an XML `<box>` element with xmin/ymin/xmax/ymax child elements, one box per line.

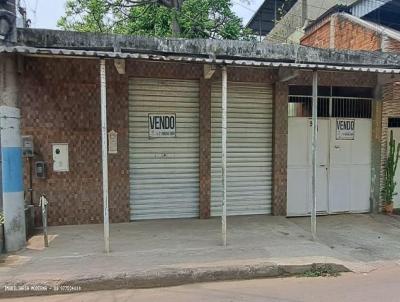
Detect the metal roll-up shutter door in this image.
<box><xmin>129</xmin><ymin>78</ymin><xmax>200</xmax><ymax>220</ymax></box>
<box><xmin>211</xmin><ymin>82</ymin><xmax>273</xmax><ymax>216</ymax></box>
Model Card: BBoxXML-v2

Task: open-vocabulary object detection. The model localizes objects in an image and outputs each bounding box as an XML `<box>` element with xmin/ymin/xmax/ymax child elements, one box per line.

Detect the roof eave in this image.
<box><xmin>2</xmin><ymin>45</ymin><xmax>400</xmax><ymax>74</ymax></box>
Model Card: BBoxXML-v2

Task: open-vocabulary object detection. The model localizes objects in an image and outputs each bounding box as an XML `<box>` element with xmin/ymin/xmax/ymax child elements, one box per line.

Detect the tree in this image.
<box><xmin>57</xmin><ymin>0</ymin><xmax>253</xmax><ymax>40</ymax></box>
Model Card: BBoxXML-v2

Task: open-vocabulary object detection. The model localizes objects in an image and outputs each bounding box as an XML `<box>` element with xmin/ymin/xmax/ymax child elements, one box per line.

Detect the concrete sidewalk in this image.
<box><xmin>1</xmin><ymin>214</ymin><xmax>400</xmax><ymax>297</ymax></box>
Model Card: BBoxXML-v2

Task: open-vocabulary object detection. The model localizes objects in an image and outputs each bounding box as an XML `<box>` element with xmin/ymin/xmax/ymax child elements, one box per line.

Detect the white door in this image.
<box><xmin>287</xmin><ymin>118</ymin><xmax>371</xmax><ymax>216</ymax></box>
<box><xmin>287</xmin><ymin>118</ymin><xmax>329</xmax><ymax>216</ymax></box>
<box><xmin>211</xmin><ymin>82</ymin><xmax>273</xmax><ymax>216</ymax></box>
<box><xmin>329</xmin><ymin>118</ymin><xmax>371</xmax><ymax>213</ymax></box>
<box><xmin>128</xmin><ymin>78</ymin><xmax>200</xmax><ymax>220</ymax></box>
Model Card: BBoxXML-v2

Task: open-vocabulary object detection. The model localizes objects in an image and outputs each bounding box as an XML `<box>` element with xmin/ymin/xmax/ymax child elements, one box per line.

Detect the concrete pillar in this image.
<box><xmin>272</xmin><ymin>82</ymin><xmax>288</xmax><ymax>216</ymax></box>
<box><xmin>371</xmin><ymin>80</ymin><xmax>383</xmax><ymax>213</ymax></box>
<box><xmin>0</xmin><ymin>54</ymin><xmax>26</xmax><ymax>251</ymax></box>
<box><xmin>199</xmin><ymin>78</ymin><xmax>211</xmax><ymax>219</ymax></box>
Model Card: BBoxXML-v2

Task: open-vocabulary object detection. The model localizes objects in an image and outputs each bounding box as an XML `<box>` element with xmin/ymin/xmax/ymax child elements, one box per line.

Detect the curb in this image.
<box><xmin>0</xmin><ymin>263</ymin><xmax>350</xmax><ymax>298</ymax></box>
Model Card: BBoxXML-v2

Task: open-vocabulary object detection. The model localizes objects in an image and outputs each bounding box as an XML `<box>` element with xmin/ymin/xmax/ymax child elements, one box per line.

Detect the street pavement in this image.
<box><xmin>3</xmin><ymin>262</ymin><xmax>400</xmax><ymax>302</ymax></box>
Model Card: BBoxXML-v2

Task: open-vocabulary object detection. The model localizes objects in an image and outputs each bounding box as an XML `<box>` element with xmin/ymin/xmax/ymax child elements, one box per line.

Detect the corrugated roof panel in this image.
<box><xmin>1</xmin><ymin>45</ymin><xmax>400</xmax><ymax>74</ymax></box>
<box><xmin>350</xmin><ymin>0</ymin><xmax>391</xmax><ymax>17</ymax></box>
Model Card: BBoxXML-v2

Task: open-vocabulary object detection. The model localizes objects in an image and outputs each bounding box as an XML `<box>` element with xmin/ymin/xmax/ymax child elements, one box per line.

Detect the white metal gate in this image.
<box><xmin>211</xmin><ymin>82</ymin><xmax>273</xmax><ymax>216</ymax></box>
<box><xmin>287</xmin><ymin>117</ymin><xmax>372</xmax><ymax>216</ymax></box>
<box><xmin>128</xmin><ymin>78</ymin><xmax>200</xmax><ymax>220</ymax></box>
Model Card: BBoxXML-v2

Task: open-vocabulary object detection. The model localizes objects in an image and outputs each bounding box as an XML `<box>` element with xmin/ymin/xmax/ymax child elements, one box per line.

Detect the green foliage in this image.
<box><xmin>300</xmin><ymin>265</ymin><xmax>340</xmax><ymax>278</ymax></box>
<box><xmin>0</xmin><ymin>212</ymin><xmax>4</xmax><ymax>225</ymax></box>
<box><xmin>58</xmin><ymin>0</ymin><xmax>114</xmax><ymax>33</ymax></box>
<box><xmin>58</xmin><ymin>0</ymin><xmax>253</xmax><ymax>40</ymax></box>
<box><xmin>383</xmin><ymin>130</ymin><xmax>400</xmax><ymax>204</ymax></box>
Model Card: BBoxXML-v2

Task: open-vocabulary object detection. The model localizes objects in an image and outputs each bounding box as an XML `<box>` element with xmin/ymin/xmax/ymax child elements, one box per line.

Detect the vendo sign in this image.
<box><xmin>148</xmin><ymin>113</ymin><xmax>176</xmax><ymax>138</ymax></box>
<box><xmin>336</xmin><ymin>119</ymin><xmax>355</xmax><ymax>140</ymax></box>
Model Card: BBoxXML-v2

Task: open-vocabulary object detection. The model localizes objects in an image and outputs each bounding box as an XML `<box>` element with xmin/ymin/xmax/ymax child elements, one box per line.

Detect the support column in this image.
<box><xmin>199</xmin><ymin>78</ymin><xmax>211</xmax><ymax>219</ymax></box>
<box><xmin>272</xmin><ymin>82</ymin><xmax>288</xmax><ymax>216</ymax></box>
<box><xmin>100</xmin><ymin>59</ymin><xmax>110</xmax><ymax>253</ymax></box>
<box><xmin>371</xmin><ymin>78</ymin><xmax>384</xmax><ymax>213</ymax></box>
<box><xmin>221</xmin><ymin>66</ymin><xmax>227</xmax><ymax>247</ymax></box>
<box><xmin>311</xmin><ymin>70</ymin><xmax>318</xmax><ymax>240</ymax></box>
<box><xmin>0</xmin><ymin>54</ymin><xmax>26</xmax><ymax>252</ymax></box>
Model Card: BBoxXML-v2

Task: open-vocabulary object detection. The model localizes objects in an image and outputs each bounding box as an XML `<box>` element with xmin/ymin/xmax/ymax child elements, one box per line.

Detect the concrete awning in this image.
<box><xmin>2</xmin><ymin>45</ymin><xmax>400</xmax><ymax>74</ymax></box>
<box><xmin>1</xmin><ymin>28</ymin><xmax>400</xmax><ymax>74</ymax></box>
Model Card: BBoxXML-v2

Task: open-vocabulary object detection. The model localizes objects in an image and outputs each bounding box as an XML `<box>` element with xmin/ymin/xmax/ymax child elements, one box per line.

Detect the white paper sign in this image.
<box><xmin>336</xmin><ymin>119</ymin><xmax>355</xmax><ymax>140</ymax></box>
<box><xmin>148</xmin><ymin>114</ymin><xmax>176</xmax><ymax>138</ymax></box>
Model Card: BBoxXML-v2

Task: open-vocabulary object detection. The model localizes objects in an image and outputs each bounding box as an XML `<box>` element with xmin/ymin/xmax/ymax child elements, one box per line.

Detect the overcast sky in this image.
<box><xmin>23</xmin><ymin>0</ymin><xmax>262</xmax><ymax>30</ymax></box>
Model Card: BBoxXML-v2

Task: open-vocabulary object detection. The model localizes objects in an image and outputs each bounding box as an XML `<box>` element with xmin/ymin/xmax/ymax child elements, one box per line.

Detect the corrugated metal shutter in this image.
<box><xmin>211</xmin><ymin>82</ymin><xmax>273</xmax><ymax>216</ymax></box>
<box><xmin>129</xmin><ymin>78</ymin><xmax>199</xmax><ymax>220</ymax></box>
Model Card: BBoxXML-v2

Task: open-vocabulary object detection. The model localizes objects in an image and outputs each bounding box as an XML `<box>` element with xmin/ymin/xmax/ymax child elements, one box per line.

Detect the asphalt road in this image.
<box><xmin>5</xmin><ymin>264</ymin><xmax>400</xmax><ymax>302</ymax></box>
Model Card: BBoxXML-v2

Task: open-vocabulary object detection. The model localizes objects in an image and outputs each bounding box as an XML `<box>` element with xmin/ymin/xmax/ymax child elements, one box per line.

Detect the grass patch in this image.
<box><xmin>300</xmin><ymin>264</ymin><xmax>340</xmax><ymax>278</ymax></box>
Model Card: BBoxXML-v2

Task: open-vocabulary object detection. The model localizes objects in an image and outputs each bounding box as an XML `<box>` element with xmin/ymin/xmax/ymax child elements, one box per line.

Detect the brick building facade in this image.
<box><xmin>20</xmin><ymin>57</ymin><xmax>289</xmax><ymax>225</ymax></box>
<box><xmin>301</xmin><ymin>12</ymin><xmax>400</xmax><ymax>52</ymax></box>
<box><xmin>18</xmin><ymin>54</ymin><xmax>384</xmax><ymax>225</ymax></box>
<box><xmin>2</xmin><ymin>3</ymin><xmax>400</xmax><ymax>255</ymax></box>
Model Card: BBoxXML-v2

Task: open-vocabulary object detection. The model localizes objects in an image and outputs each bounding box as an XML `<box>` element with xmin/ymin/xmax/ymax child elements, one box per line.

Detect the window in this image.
<box><xmin>388</xmin><ymin>118</ymin><xmax>400</xmax><ymax>128</ymax></box>
<box><xmin>288</xmin><ymin>85</ymin><xmax>373</xmax><ymax>118</ymax></box>
<box><xmin>288</xmin><ymin>96</ymin><xmax>329</xmax><ymax>117</ymax></box>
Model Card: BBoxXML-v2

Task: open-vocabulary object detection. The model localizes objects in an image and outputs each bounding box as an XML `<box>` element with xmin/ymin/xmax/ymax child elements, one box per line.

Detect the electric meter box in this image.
<box><xmin>52</xmin><ymin>143</ymin><xmax>69</xmax><ymax>172</ymax></box>
<box><xmin>22</xmin><ymin>135</ymin><xmax>34</xmax><ymax>157</ymax></box>
<box><xmin>35</xmin><ymin>161</ymin><xmax>46</xmax><ymax>179</ymax></box>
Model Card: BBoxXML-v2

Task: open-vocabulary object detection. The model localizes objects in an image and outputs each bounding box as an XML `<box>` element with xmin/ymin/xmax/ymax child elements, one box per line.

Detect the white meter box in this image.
<box><xmin>52</xmin><ymin>143</ymin><xmax>69</xmax><ymax>172</ymax></box>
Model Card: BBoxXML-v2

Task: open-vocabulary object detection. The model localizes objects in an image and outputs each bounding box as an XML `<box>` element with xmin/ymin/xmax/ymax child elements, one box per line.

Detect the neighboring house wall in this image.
<box><xmin>301</xmin><ymin>14</ymin><xmax>382</xmax><ymax>51</ymax></box>
<box><xmin>301</xmin><ymin>19</ymin><xmax>331</xmax><ymax>48</ymax></box>
<box><xmin>334</xmin><ymin>15</ymin><xmax>381</xmax><ymax>51</ymax></box>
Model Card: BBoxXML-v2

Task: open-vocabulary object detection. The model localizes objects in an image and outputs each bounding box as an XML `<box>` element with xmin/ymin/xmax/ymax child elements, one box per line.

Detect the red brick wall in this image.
<box><xmin>335</xmin><ymin>16</ymin><xmax>381</xmax><ymax>51</ymax></box>
<box><xmin>301</xmin><ymin>19</ymin><xmax>331</xmax><ymax>49</ymax></box>
<box><xmin>301</xmin><ymin>15</ymin><xmax>381</xmax><ymax>51</ymax></box>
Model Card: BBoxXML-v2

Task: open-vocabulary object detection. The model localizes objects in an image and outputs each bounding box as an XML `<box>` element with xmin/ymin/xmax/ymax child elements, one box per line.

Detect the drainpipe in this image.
<box><xmin>311</xmin><ymin>70</ymin><xmax>318</xmax><ymax>241</ymax></box>
<box><xmin>100</xmin><ymin>59</ymin><xmax>110</xmax><ymax>253</ymax></box>
<box><xmin>221</xmin><ymin>66</ymin><xmax>227</xmax><ymax>247</ymax></box>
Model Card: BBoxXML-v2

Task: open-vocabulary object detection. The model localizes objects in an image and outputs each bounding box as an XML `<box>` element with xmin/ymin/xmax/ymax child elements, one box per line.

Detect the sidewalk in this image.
<box><xmin>1</xmin><ymin>214</ymin><xmax>400</xmax><ymax>297</ymax></box>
